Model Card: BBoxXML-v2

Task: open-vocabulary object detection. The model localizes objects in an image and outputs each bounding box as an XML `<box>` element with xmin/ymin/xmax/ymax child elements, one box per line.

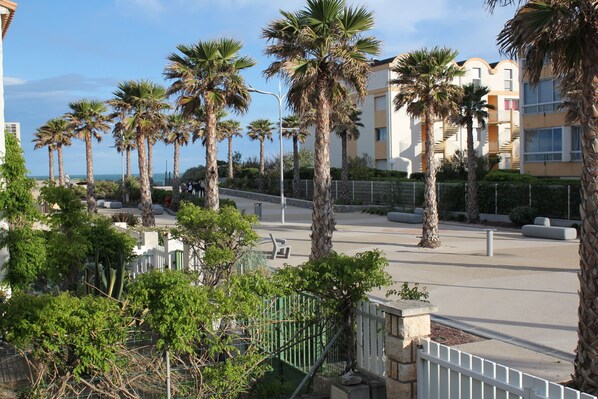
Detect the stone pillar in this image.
<box><xmin>379</xmin><ymin>300</ymin><xmax>437</xmax><ymax>399</ymax></box>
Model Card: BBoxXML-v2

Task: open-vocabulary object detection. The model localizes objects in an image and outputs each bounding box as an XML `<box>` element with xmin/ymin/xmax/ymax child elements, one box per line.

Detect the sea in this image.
<box><xmin>30</xmin><ymin>172</ymin><xmax>169</xmax><ymax>185</ymax></box>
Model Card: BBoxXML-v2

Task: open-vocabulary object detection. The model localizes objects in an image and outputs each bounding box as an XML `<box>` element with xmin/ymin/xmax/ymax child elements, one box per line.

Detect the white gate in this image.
<box><xmin>355</xmin><ymin>299</ymin><xmax>386</xmax><ymax>378</ymax></box>
<box><xmin>418</xmin><ymin>340</ymin><xmax>596</xmax><ymax>399</ymax></box>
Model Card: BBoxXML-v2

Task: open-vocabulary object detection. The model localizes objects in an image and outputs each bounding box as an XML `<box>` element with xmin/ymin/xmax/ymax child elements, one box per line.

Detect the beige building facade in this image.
<box><xmin>305</xmin><ymin>56</ymin><xmax>520</xmax><ymax>176</ymax></box>
<box><xmin>519</xmin><ymin>65</ymin><xmax>581</xmax><ymax>178</ymax></box>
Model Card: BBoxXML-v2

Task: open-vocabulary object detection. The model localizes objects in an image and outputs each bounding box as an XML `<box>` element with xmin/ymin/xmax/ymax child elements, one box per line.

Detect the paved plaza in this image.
<box><xmin>101</xmin><ymin>194</ymin><xmax>581</xmax><ymax>382</ymax></box>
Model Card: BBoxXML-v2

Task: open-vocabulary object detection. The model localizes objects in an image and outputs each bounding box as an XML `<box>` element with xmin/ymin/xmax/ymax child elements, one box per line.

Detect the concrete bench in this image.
<box><xmin>108</xmin><ymin>201</ymin><xmax>122</xmax><ymax>209</ymax></box>
<box><xmin>387</xmin><ymin>208</ymin><xmax>423</xmax><ymax>224</ymax></box>
<box><xmin>97</xmin><ymin>199</ymin><xmax>105</xmax><ymax>208</ymax></box>
<box><xmin>137</xmin><ymin>203</ymin><xmax>163</xmax><ymax>214</ymax></box>
<box><xmin>522</xmin><ymin>217</ymin><xmax>577</xmax><ymax>240</ymax></box>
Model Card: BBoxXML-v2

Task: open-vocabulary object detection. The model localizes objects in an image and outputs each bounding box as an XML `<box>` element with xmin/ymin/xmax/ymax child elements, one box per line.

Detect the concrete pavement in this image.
<box><xmin>102</xmin><ymin>195</ymin><xmax>580</xmax><ymax>382</ymax></box>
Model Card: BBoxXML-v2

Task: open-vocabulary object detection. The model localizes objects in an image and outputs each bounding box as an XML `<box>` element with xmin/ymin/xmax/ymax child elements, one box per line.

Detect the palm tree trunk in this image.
<box><xmin>147</xmin><ymin>137</ymin><xmax>154</xmax><ymax>184</ymax></box>
<box><xmin>172</xmin><ymin>141</ymin><xmax>180</xmax><ymax>208</ymax></box>
<box><xmin>311</xmin><ymin>83</ymin><xmax>335</xmax><ymax>260</ymax></box>
<box><xmin>573</xmin><ymin>54</ymin><xmax>598</xmax><ymax>394</ymax></box>
<box><xmin>259</xmin><ymin>138</ymin><xmax>265</xmax><ymax>191</ymax></box>
<box><xmin>126</xmin><ymin>148</ymin><xmax>131</xmax><ymax>178</ymax></box>
<box><xmin>340</xmin><ymin>134</ymin><xmax>350</xmax><ymax>204</ymax></box>
<box><xmin>227</xmin><ymin>137</ymin><xmax>234</xmax><ymax>179</ymax></box>
<box><xmin>419</xmin><ymin>109</ymin><xmax>440</xmax><ymax>248</ymax></box>
<box><xmin>57</xmin><ymin>145</ymin><xmax>65</xmax><ymax>187</ymax></box>
<box><xmin>292</xmin><ymin>135</ymin><xmax>300</xmax><ymax>198</ymax></box>
<box><xmin>137</xmin><ymin>130</ymin><xmax>154</xmax><ymax>226</ymax></box>
<box><xmin>85</xmin><ymin>135</ymin><xmax>96</xmax><ymax>213</ymax></box>
<box><xmin>466</xmin><ymin>118</ymin><xmax>479</xmax><ymax>223</ymax></box>
<box><xmin>204</xmin><ymin>104</ymin><xmax>219</xmax><ymax>210</ymax></box>
<box><xmin>48</xmin><ymin>147</ymin><xmax>55</xmax><ymax>184</ymax></box>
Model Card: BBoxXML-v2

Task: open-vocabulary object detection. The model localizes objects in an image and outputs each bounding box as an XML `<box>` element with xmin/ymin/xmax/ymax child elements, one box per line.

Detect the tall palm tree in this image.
<box><xmin>452</xmin><ymin>83</ymin><xmax>494</xmax><ymax>223</ymax></box>
<box><xmin>282</xmin><ymin>114</ymin><xmax>310</xmax><ymax>198</ymax></box>
<box><xmin>263</xmin><ymin>0</ymin><xmax>380</xmax><ymax>260</ymax></box>
<box><xmin>165</xmin><ymin>38</ymin><xmax>255</xmax><ymax>210</ymax></box>
<box><xmin>32</xmin><ymin>127</ymin><xmax>56</xmax><ymax>184</ymax></box>
<box><xmin>247</xmin><ymin>119</ymin><xmax>273</xmax><ymax>191</ymax></box>
<box><xmin>391</xmin><ymin>47</ymin><xmax>464</xmax><ymax>248</ymax></box>
<box><xmin>108</xmin><ymin>80</ymin><xmax>170</xmax><ymax>226</ymax></box>
<box><xmin>66</xmin><ymin>99</ymin><xmax>112</xmax><ymax>213</ymax></box>
<box><xmin>146</xmin><ymin>129</ymin><xmax>163</xmax><ymax>184</ymax></box>
<box><xmin>331</xmin><ymin>100</ymin><xmax>363</xmax><ymax>204</ymax></box>
<box><xmin>218</xmin><ymin>119</ymin><xmax>242</xmax><ymax>179</ymax></box>
<box><xmin>488</xmin><ymin>0</ymin><xmax>598</xmax><ymax>392</ymax></box>
<box><xmin>164</xmin><ymin>113</ymin><xmax>191</xmax><ymax>208</ymax></box>
<box><xmin>44</xmin><ymin>118</ymin><xmax>74</xmax><ymax>187</ymax></box>
<box><xmin>113</xmin><ymin>127</ymin><xmax>136</xmax><ymax>178</ymax></box>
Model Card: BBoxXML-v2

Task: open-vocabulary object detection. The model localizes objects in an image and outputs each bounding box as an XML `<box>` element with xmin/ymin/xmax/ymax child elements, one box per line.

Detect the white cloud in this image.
<box><xmin>4</xmin><ymin>76</ymin><xmax>26</xmax><ymax>86</ymax></box>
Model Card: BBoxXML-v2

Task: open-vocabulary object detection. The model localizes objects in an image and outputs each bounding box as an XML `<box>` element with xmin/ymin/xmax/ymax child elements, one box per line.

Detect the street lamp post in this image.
<box><xmin>248</xmin><ymin>85</ymin><xmax>286</xmax><ymax>223</ymax></box>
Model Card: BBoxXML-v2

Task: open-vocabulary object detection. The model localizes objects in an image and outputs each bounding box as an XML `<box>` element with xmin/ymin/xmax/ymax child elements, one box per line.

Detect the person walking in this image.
<box><xmin>199</xmin><ymin>179</ymin><xmax>205</xmax><ymax>197</ymax></box>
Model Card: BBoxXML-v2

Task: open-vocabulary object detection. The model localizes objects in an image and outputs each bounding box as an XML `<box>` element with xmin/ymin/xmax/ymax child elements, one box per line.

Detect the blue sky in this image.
<box><xmin>5</xmin><ymin>0</ymin><xmax>516</xmax><ymax>177</ymax></box>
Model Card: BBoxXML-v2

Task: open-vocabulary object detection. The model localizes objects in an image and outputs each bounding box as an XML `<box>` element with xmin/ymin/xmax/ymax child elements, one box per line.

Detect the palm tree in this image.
<box><xmin>164</xmin><ymin>113</ymin><xmax>191</xmax><ymax>208</ymax></box>
<box><xmin>165</xmin><ymin>38</ymin><xmax>255</xmax><ymax>210</ymax></box>
<box><xmin>391</xmin><ymin>47</ymin><xmax>464</xmax><ymax>248</ymax></box>
<box><xmin>263</xmin><ymin>0</ymin><xmax>380</xmax><ymax>260</ymax></box>
<box><xmin>488</xmin><ymin>0</ymin><xmax>598</xmax><ymax>392</ymax></box>
<box><xmin>218</xmin><ymin>119</ymin><xmax>242</xmax><ymax>179</ymax></box>
<box><xmin>247</xmin><ymin>119</ymin><xmax>273</xmax><ymax>191</ymax></box>
<box><xmin>32</xmin><ymin>127</ymin><xmax>56</xmax><ymax>184</ymax></box>
<box><xmin>282</xmin><ymin>114</ymin><xmax>310</xmax><ymax>198</ymax></box>
<box><xmin>452</xmin><ymin>83</ymin><xmax>494</xmax><ymax>223</ymax></box>
<box><xmin>108</xmin><ymin>80</ymin><xmax>170</xmax><ymax>226</ymax></box>
<box><xmin>146</xmin><ymin>129</ymin><xmax>163</xmax><ymax>184</ymax></box>
<box><xmin>66</xmin><ymin>99</ymin><xmax>112</xmax><ymax>213</ymax></box>
<box><xmin>113</xmin><ymin>127</ymin><xmax>136</xmax><ymax>178</ymax></box>
<box><xmin>331</xmin><ymin>100</ymin><xmax>363</xmax><ymax>204</ymax></box>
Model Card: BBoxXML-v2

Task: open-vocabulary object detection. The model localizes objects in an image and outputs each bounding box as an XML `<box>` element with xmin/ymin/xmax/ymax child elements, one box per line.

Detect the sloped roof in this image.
<box><xmin>0</xmin><ymin>0</ymin><xmax>17</xmax><ymax>39</ymax></box>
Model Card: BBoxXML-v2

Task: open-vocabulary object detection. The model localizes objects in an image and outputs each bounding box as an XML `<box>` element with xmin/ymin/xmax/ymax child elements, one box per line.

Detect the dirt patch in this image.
<box><xmin>430</xmin><ymin>321</ymin><xmax>487</xmax><ymax>346</ymax></box>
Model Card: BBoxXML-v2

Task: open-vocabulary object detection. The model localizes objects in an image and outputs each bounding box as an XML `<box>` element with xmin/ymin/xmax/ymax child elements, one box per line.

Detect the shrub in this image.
<box><xmin>509</xmin><ymin>206</ymin><xmax>538</xmax><ymax>226</ymax></box>
<box><xmin>180</xmin><ymin>166</ymin><xmax>206</xmax><ymax>182</ymax></box>
<box><xmin>484</xmin><ymin>170</ymin><xmax>537</xmax><ymax>183</ymax></box>
<box><xmin>386</xmin><ymin>282</ymin><xmax>429</xmax><ymax>302</ymax></box>
<box><xmin>111</xmin><ymin>212</ymin><xmax>140</xmax><ymax>227</ymax></box>
<box><xmin>70</xmin><ymin>184</ymin><xmax>87</xmax><ymax>198</ymax></box>
<box><xmin>410</xmin><ymin>172</ymin><xmax>425</xmax><ymax>180</ymax></box>
<box><xmin>152</xmin><ymin>188</ymin><xmax>169</xmax><ymax>205</ymax></box>
<box><xmin>95</xmin><ymin>180</ymin><xmax>120</xmax><ymax>199</ymax></box>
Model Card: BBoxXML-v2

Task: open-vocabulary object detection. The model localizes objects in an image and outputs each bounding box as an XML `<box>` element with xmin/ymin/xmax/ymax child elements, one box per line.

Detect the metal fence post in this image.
<box><xmin>371</xmin><ymin>181</ymin><xmax>374</xmax><ymax>204</ymax></box>
<box><xmin>413</xmin><ymin>182</ymin><xmax>416</xmax><ymax>207</ymax></box>
<box><xmin>495</xmin><ymin>184</ymin><xmax>498</xmax><ymax>214</ymax></box>
<box><xmin>334</xmin><ymin>180</ymin><xmax>338</xmax><ymax>200</ymax></box>
<box><xmin>305</xmin><ymin>179</ymin><xmax>308</xmax><ymax>197</ymax></box>
<box><xmin>529</xmin><ymin>184</ymin><xmax>532</xmax><ymax>207</ymax></box>
<box><xmin>352</xmin><ymin>181</ymin><xmax>355</xmax><ymax>201</ymax></box>
<box><xmin>568</xmin><ymin>185</ymin><xmax>571</xmax><ymax>220</ymax></box>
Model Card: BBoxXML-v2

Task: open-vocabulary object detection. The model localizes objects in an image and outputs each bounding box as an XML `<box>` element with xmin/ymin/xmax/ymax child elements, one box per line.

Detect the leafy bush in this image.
<box><xmin>180</xmin><ymin>166</ymin><xmax>206</xmax><ymax>182</ymax></box>
<box><xmin>483</xmin><ymin>170</ymin><xmax>537</xmax><ymax>183</ymax></box>
<box><xmin>177</xmin><ymin>193</ymin><xmax>236</xmax><ymax>210</ymax></box>
<box><xmin>509</xmin><ymin>206</ymin><xmax>538</xmax><ymax>226</ymax></box>
<box><xmin>95</xmin><ymin>180</ymin><xmax>120</xmax><ymax>199</ymax></box>
<box><xmin>123</xmin><ymin>176</ymin><xmax>141</xmax><ymax>202</ymax></box>
<box><xmin>237</xmin><ymin>167</ymin><xmax>259</xmax><ymax>180</ymax></box>
<box><xmin>386</xmin><ymin>282</ymin><xmax>429</xmax><ymax>302</ymax></box>
<box><xmin>410</xmin><ymin>172</ymin><xmax>425</xmax><ymax>180</ymax></box>
<box><xmin>70</xmin><ymin>184</ymin><xmax>87</xmax><ymax>198</ymax></box>
<box><xmin>152</xmin><ymin>188</ymin><xmax>169</xmax><ymax>204</ymax></box>
<box><xmin>111</xmin><ymin>212</ymin><xmax>140</xmax><ymax>227</ymax></box>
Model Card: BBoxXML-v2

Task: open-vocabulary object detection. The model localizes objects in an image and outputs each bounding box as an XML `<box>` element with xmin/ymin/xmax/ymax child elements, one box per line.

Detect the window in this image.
<box><xmin>504</xmin><ymin>69</ymin><xmax>513</xmax><ymax>91</ymax></box>
<box><xmin>375</xmin><ymin>127</ymin><xmax>387</xmax><ymax>142</ymax></box>
<box><xmin>523</xmin><ymin>79</ymin><xmax>561</xmax><ymax>114</ymax></box>
<box><xmin>504</xmin><ymin>99</ymin><xmax>519</xmax><ymax>111</ymax></box>
<box><xmin>524</xmin><ymin>127</ymin><xmax>562</xmax><ymax>161</ymax></box>
<box><xmin>571</xmin><ymin>126</ymin><xmax>582</xmax><ymax>161</ymax></box>
<box><xmin>374</xmin><ymin>95</ymin><xmax>386</xmax><ymax>111</ymax></box>
<box><xmin>472</xmin><ymin>67</ymin><xmax>482</xmax><ymax>87</ymax></box>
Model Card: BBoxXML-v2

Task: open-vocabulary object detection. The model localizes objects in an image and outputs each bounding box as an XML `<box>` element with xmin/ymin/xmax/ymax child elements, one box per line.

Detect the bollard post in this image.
<box><xmin>486</xmin><ymin>229</ymin><xmax>495</xmax><ymax>257</ymax></box>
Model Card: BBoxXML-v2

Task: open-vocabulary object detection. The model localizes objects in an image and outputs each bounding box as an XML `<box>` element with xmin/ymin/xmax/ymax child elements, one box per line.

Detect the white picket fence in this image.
<box><xmin>355</xmin><ymin>298</ymin><xmax>386</xmax><ymax>378</ymax></box>
<box><xmin>418</xmin><ymin>340</ymin><xmax>596</xmax><ymax>399</ymax></box>
<box><xmin>129</xmin><ymin>246</ymin><xmax>169</xmax><ymax>277</ymax></box>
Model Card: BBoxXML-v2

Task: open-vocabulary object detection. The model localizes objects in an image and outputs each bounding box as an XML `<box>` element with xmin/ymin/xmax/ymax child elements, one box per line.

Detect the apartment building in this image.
<box><xmin>519</xmin><ymin>65</ymin><xmax>581</xmax><ymax>178</ymax></box>
<box><xmin>306</xmin><ymin>56</ymin><xmax>520</xmax><ymax>176</ymax></box>
<box><xmin>5</xmin><ymin>121</ymin><xmax>19</xmax><ymax>141</ymax></box>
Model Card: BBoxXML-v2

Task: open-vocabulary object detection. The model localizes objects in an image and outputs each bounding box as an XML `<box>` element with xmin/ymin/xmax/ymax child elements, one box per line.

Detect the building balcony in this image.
<box><xmin>488</xmin><ymin>109</ymin><xmax>519</xmax><ymax>124</ymax></box>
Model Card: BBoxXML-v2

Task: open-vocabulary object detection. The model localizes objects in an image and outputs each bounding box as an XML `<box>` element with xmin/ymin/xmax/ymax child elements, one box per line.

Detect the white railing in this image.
<box><xmin>355</xmin><ymin>299</ymin><xmax>386</xmax><ymax>378</ymax></box>
<box><xmin>418</xmin><ymin>340</ymin><xmax>596</xmax><ymax>399</ymax></box>
<box><xmin>129</xmin><ymin>246</ymin><xmax>168</xmax><ymax>277</ymax></box>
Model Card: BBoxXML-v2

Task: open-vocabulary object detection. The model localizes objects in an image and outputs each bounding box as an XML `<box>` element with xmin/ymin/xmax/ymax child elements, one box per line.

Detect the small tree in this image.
<box><xmin>0</xmin><ymin>134</ymin><xmax>46</xmax><ymax>290</ymax></box>
<box><xmin>279</xmin><ymin>250</ymin><xmax>392</xmax><ymax>372</ymax></box>
<box><xmin>172</xmin><ymin>202</ymin><xmax>259</xmax><ymax>286</ymax></box>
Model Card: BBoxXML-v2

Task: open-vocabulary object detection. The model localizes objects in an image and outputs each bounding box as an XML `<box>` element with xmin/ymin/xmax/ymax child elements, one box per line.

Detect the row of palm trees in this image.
<box><xmin>28</xmin><ymin>0</ymin><xmax>598</xmax><ymax>391</ymax></box>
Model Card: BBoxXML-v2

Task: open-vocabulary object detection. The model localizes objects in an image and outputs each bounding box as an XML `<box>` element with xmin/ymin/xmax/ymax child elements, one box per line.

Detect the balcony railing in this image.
<box><xmin>488</xmin><ymin>109</ymin><xmax>519</xmax><ymax>124</ymax></box>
